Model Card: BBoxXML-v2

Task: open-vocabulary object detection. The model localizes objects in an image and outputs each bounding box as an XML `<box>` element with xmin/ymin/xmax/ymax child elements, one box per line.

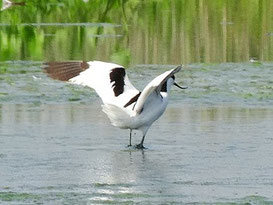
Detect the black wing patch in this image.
<box><xmin>161</xmin><ymin>82</ymin><xmax>167</xmax><ymax>92</ymax></box>
<box><xmin>124</xmin><ymin>92</ymin><xmax>141</xmax><ymax>108</ymax></box>
<box><xmin>44</xmin><ymin>61</ymin><xmax>89</xmax><ymax>81</ymax></box>
<box><xmin>160</xmin><ymin>75</ymin><xmax>175</xmax><ymax>92</ymax></box>
<box><xmin>110</xmin><ymin>67</ymin><xmax>126</xmax><ymax>97</ymax></box>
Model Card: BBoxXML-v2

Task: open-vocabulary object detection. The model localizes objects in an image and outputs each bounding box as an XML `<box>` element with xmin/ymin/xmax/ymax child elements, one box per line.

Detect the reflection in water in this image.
<box><xmin>1</xmin><ymin>103</ymin><xmax>272</xmax><ymax>130</ymax></box>
<box><xmin>1</xmin><ymin>103</ymin><xmax>273</xmax><ymax>203</ymax></box>
<box><xmin>1</xmin><ymin>1</ymin><xmax>273</xmax><ymax>64</ymax></box>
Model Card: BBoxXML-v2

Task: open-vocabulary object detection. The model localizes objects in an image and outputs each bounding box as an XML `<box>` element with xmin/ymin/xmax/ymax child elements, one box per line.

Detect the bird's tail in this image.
<box><xmin>101</xmin><ymin>104</ymin><xmax>134</xmax><ymax>129</ymax></box>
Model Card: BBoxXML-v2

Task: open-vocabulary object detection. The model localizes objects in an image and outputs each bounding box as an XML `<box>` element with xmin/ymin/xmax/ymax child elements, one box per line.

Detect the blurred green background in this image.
<box><xmin>1</xmin><ymin>0</ymin><xmax>273</xmax><ymax>66</ymax></box>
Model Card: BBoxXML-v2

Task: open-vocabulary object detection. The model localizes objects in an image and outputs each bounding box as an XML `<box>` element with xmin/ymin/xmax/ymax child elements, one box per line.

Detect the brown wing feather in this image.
<box><xmin>44</xmin><ymin>61</ymin><xmax>89</xmax><ymax>81</ymax></box>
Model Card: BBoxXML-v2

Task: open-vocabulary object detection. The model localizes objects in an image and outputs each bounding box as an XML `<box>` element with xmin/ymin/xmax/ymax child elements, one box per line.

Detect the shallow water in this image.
<box><xmin>1</xmin><ymin>104</ymin><xmax>273</xmax><ymax>204</ymax></box>
<box><xmin>1</xmin><ymin>62</ymin><xmax>273</xmax><ymax>204</ymax></box>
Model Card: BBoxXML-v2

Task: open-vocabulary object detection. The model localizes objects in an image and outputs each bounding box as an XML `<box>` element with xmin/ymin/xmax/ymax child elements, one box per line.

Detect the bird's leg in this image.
<box><xmin>127</xmin><ymin>129</ymin><xmax>132</xmax><ymax>147</ymax></box>
<box><xmin>135</xmin><ymin>134</ymin><xmax>147</xmax><ymax>149</ymax></box>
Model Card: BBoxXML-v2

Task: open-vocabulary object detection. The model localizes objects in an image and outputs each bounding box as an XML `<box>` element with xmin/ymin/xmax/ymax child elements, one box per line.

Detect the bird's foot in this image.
<box><xmin>127</xmin><ymin>144</ymin><xmax>132</xmax><ymax>148</ymax></box>
<box><xmin>134</xmin><ymin>143</ymin><xmax>147</xmax><ymax>150</ymax></box>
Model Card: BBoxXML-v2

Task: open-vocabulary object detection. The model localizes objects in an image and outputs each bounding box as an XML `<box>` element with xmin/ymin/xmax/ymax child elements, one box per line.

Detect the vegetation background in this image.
<box><xmin>1</xmin><ymin>0</ymin><xmax>273</xmax><ymax>66</ymax></box>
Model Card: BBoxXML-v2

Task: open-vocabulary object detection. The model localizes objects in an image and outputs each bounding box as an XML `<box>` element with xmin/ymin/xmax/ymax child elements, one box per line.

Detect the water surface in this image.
<box><xmin>0</xmin><ymin>62</ymin><xmax>273</xmax><ymax>204</ymax></box>
<box><xmin>1</xmin><ymin>104</ymin><xmax>273</xmax><ymax>204</ymax></box>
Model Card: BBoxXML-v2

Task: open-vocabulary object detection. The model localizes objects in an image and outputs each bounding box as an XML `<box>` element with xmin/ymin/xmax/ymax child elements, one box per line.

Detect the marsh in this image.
<box><xmin>1</xmin><ymin>1</ymin><xmax>273</xmax><ymax>204</ymax></box>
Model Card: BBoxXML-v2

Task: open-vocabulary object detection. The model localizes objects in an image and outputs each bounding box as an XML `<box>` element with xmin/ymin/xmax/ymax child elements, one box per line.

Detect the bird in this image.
<box><xmin>44</xmin><ymin>61</ymin><xmax>186</xmax><ymax>149</ymax></box>
<box><xmin>1</xmin><ymin>0</ymin><xmax>25</xmax><ymax>11</ymax></box>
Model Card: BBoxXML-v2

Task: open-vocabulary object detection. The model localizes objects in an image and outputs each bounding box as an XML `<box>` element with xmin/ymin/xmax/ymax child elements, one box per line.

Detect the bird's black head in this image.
<box><xmin>161</xmin><ymin>75</ymin><xmax>175</xmax><ymax>92</ymax></box>
<box><xmin>161</xmin><ymin>75</ymin><xmax>187</xmax><ymax>92</ymax></box>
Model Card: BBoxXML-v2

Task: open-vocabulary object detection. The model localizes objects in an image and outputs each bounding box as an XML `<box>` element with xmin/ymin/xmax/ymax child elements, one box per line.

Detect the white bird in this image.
<box><xmin>44</xmin><ymin>61</ymin><xmax>186</xmax><ymax>149</ymax></box>
<box><xmin>1</xmin><ymin>0</ymin><xmax>12</xmax><ymax>11</ymax></box>
<box><xmin>1</xmin><ymin>0</ymin><xmax>25</xmax><ymax>11</ymax></box>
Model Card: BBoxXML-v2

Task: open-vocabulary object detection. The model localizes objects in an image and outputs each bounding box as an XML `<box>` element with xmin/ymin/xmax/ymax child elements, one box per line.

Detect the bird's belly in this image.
<box><xmin>130</xmin><ymin>101</ymin><xmax>167</xmax><ymax>130</ymax></box>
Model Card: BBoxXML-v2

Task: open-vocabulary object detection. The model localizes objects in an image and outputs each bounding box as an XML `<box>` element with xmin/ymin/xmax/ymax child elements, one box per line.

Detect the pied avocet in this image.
<box><xmin>44</xmin><ymin>61</ymin><xmax>186</xmax><ymax>149</ymax></box>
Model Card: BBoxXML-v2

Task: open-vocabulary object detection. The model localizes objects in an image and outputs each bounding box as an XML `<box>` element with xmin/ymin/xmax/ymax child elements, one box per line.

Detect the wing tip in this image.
<box><xmin>43</xmin><ymin>61</ymin><xmax>89</xmax><ymax>81</ymax></box>
<box><xmin>173</xmin><ymin>65</ymin><xmax>183</xmax><ymax>73</ymax></box>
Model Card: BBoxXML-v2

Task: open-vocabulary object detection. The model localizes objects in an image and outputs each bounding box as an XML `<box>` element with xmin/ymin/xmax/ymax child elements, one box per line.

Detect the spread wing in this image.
<box><xmin>133</xmin><ymin>65</ymin><xmax>182</xmax><ymax>114</ymax></box>
<box><xmin>44</xmin><ymin>61</ymin><xmax>140</xmax><ymax>106</ymax></box>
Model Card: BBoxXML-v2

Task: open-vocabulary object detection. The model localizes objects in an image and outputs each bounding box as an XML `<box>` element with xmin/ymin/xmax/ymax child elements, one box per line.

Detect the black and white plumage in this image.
<box><xmin>44</xmin><ymin>61</ymin><xmax>185</xmax><ymax>149</ymax></box>
<box><xmin>1</xmin><ymin>0</ymin><xmax>25</xmax><ymax>11</ymax></box>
